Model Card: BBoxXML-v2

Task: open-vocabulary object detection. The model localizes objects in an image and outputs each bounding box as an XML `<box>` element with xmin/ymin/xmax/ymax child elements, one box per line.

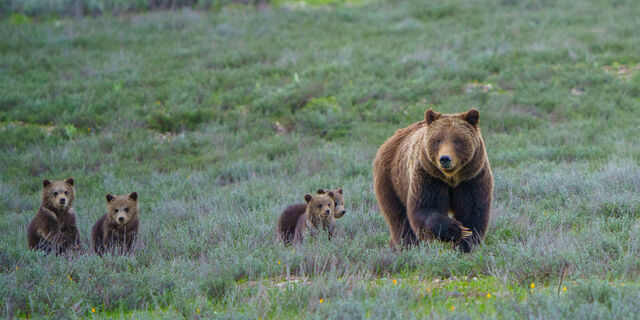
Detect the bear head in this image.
<box><xmin>42</xmin><ymin>178</ymin><xmax>75</xmax><ymax>212</ymax></box>
<box><xmin>105</xmin><ymin>192</ymin><xmax>139</xmax><ymax>226</ymax></box>
<box><xmin>424</xmin><ymin>108</ymin><xmax>481</xmax><ymax>178</ymax></box>
<box><xmin>304</xmin><ymin>191</ymin><xmax>334</xmax><ymax>221</ymax></box>
<box><xmin>317</xmin><ymin>188</ymin><xmax>346</xmax><ymax>219</ymax></box>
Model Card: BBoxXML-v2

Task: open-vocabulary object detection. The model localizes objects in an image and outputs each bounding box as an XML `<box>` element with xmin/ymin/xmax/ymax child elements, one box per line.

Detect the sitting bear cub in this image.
<box><xmin>92</xmin><ymin>192</ymin><xmax>140</xmax><ymax>255</ymax></box>
<box><xmin>27</xmin><ymin>178</ymin><xmax>82</xmax><ymax>254</ymax></box>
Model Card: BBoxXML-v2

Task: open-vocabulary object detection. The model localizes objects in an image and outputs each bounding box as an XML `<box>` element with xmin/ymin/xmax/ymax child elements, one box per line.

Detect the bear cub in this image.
<box><xmin>316</xmin><ymin>189</ymin><xmax>346</xmax><ymax>239</ymax></box>
<box><xmin>277</xmin><ymin>190</ymin><xmax>337</xmax><ymax>245</ymax></box>
<box><xmin>92</xmin><ymin>192</ymin><xmax>140</xmax><ymax>255</ymax></box>
<box><xmin>27</xmin><ymin>178</ymin><xmax>82</xmax><ymax>254</ymax></box>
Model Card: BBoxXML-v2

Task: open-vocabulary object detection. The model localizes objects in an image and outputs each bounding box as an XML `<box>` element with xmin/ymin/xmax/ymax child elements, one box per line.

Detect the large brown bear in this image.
<box><xmin>27</xmin><ymin>178</ymin><xmax>82</xmax><ymax>254</ymax></box>
<box><xmin>373</xmin><ymin>108</ymin><xmax>493</xmax><ymax>252</ymax></box>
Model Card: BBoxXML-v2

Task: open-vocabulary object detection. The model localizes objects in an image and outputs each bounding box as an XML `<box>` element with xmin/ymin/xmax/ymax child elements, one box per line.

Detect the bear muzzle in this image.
<box><xmin>439</xmin><ymin>155</ymin><xmax>454</xmax><ymax>169</ymax></box>
<box><xmin>320</xmin><ymin>209</ymin><xmax>331</xmax><ymax>219</ymax></box>
<box><xmin>115</xmin><ymin>213</ymin><xmax>128</xmax><ymax>224</ymax></box>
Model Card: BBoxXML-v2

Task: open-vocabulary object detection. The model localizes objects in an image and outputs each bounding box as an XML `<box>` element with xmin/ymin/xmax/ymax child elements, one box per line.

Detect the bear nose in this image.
<box><xmin>118</xmin><ymin>217</ymin><xmax>125</xmax><ymax>222</ymax></box>
<box><xmin>439</xmin><ymin>155</ymin><xmax>452</xmax><ymax>168</ymax></box>
<box><xmin>341</xmin><ymin>210</ymin><xmax>346</xmax><ymax>214</ymax></box>
<box><xmin>325</xmin><ymin>209</ymin><xmax>331</xmax><ymax>214</ymax></box>
<box><xmin>59</xmin><ymin>198</ymin><xmax>66</xmax><ymax>204</ymax></box>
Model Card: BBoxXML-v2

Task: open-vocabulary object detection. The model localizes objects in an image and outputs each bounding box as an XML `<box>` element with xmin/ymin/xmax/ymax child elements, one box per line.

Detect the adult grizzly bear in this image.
<box><xmin>373</xmin><ymin>108</ymin><xmax>493</xmax><ymax>252</ymax></box>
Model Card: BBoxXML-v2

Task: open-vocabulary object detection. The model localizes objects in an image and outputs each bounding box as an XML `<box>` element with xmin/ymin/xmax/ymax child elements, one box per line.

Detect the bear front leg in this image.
<box><xmin>292</xmin><ymin>213</ymin><xmax>307</xmax><ymax>245</ymax></box>
<box><xmin>39</xmin><ymin>210</ymin><xmax>72</xmax><ymax>253</ymax></box>
<box><xmin>406</xmin><ymin>177</ymin><xmax>471</xmax><ymax>243</ymax></box>
<box><xmin>322</xmin><ymin>220</ymin><xmax>335</xmax><ymax>240</ymax></box>
<box><xmin>64</xmin><ymin>209</ymin><xmax>82</xmax><ymax>251</ymax></box>
<box><xmin>124</xmin><ymin>230</ymin><xmax>137</xmax><ymax>254</ymax></box>
<box><xmin>450</xmin><ymin>166</ymin><xmax>493</xmax><ymax>252</ymax></box>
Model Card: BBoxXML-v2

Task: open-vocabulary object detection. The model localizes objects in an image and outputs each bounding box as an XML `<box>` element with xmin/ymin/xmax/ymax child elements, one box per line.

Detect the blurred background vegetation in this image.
<box><xmin>0</xmin><ymin>0</ymin><xmax>366</xmax><ymax>18</ymax></box>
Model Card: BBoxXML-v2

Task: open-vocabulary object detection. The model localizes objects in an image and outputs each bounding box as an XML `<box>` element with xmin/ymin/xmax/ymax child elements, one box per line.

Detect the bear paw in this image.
<box><xmin>446</xmin><ymin>220</ymin><xmax>472</xmax><ymax>242</ymax></box>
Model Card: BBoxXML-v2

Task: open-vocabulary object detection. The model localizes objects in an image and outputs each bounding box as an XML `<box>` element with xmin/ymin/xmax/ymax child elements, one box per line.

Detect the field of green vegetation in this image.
<box><xmin>1</xmin><ymin>0</ymin><xmax>640</xmax><ymax>318</ymax></box>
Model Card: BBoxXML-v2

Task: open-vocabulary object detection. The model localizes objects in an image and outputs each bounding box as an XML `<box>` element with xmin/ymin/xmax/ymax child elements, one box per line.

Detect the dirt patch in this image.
<box><xmin>603</xmin><ymin>63</ymin><xmax>640</xmax><ymax>81</ymax></box>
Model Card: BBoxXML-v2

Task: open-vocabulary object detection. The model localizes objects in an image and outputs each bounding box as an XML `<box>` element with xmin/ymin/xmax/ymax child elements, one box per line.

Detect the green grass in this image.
<box><xmin>2</xmin><ymin>0</ymin><xmax>640</xmax><ymax>318</ymax></box>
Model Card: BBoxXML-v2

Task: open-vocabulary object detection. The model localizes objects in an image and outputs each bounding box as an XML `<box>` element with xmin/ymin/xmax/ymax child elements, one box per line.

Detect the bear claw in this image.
<box><xmin>460</xmin><ymin>227</ymin><xmax>472</xmax><ymax>238</ymax></box>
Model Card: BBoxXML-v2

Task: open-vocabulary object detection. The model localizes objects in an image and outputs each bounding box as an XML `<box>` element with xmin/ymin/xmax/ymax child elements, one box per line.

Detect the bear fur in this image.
<box><xmin>373</xmin><ymin>108</ymin><xmax>493</xmax><ymax>252</ymax></box>
<box><xmin>27</xmin><ymin>178</ymin><xmax>82</xmax><ymax>254</ymax></box>
<box><xmin>92</xmin><ymin>192</ymin><xmax>139</xmax><ymax>255</ymax></box>
<box><xmin>277</xmin><ymin>191</ymin><xmax>336</xmax><ymax>245</ymax></box>
<box><xmin>317</xmin><ymin>189</ymin><xmax>346</xmax><ymax>239</ymax></box>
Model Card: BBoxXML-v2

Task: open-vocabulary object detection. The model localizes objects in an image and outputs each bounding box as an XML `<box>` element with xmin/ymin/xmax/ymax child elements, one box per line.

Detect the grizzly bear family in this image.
<box><xmin>27</xmin><ymin>108</ymin><xmax>492</xmax><ymax>254</ymax></box>
<box><xmin>373</xmin><ymin>108</ymin><xmax>493</xmax><ymax>252</ymax></box>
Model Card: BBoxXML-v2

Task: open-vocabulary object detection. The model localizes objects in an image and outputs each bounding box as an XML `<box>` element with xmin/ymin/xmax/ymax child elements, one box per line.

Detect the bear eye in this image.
<box><xmin>125</xmin><ymin>208</ymin><xmax>129</xmax><ymax>212</ymax></box>
<box><xmin>454</xmin><ymin>138</ymin><xmax>462</xmax><ymax>144</ymax></box>
<box><xmin>53</xmin><ymin>192</ymin><xmax>58</xmax><ymax>196</ymax></box>
<box><xmin>317</xmin><ymin>204</ymin><xmax>322</xmax><ymax>209</ymax></box>
<box><xmin>115</xmin><ymin>209</ymin><xmax>119</xmax><ymax>213</ymax></box>
<box><xmin>64</xmin><ymin>191</ymin><xmax>68</xmax><ymax>195</ymax></box>
<box><xmin>435</xmin><ymin>139</ymin><xmax>441</xmax><ymax>144</ymax></box>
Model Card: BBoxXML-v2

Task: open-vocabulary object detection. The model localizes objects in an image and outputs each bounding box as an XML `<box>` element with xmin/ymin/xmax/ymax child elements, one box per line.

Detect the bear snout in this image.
<box><xmin>115</xmin><ymin>214</ymin><xmax>127</xmax><ymax>223</ymax></box>
<box><xmin>59</xmin><ymin>197</ymin><xmax>66</xmax><ymax>205</ymax></box>
<box><xmin>439</xmin><ymin>155</ymin><xmax>452</xmax><ymax>168</ymax></box>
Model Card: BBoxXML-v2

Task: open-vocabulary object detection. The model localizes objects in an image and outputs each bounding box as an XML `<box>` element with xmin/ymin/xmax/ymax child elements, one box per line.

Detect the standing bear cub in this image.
<box><xmin>277</xmin><ymin>189</ymin><xmax>346</xmax><ymax>244</ymax></box>
<box><xmin>277</xmin><ymin>191</ymin><xmax>336</xmax><ymax>245</ymax></box>
<box><xmin>92</xmin><ymin>192</ymin><xmax>140</xmax><ymax>255</ymax></box>
<box><xmin>27</xmin><ymin>178</ymin><xmax>82</xmax><ymax>254</ymax></box>
<box><xmin>373</xmin><ymin>108</ymin><xmax>493</xmax><ymax>252</ymax></box>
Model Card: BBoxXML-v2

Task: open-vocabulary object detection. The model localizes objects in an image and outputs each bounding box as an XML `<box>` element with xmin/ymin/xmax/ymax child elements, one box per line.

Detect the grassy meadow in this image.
<box><xmin>1</xmin><ymin>0</ymin><xmax>640</xmax><ymax>318</ymax></box>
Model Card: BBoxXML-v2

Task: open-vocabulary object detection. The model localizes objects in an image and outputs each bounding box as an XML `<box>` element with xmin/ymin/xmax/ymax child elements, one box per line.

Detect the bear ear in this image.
<box><xmin>106</xmin><ymin>194</ymin><xmax>115</xmax><ymax>202</ymax></box>
<box><xmin>462</xmin><ymin>108</ymin><xmax>480</xmax><ymax>127</ymax></box>
<box><xmin>128</xmin><ymin>192</ymin><xmax>138</xmax><ymax>201</ymax></box>
<box><xmin>336</xmin><ymin>188</ymin><xmax>343</xmax><ymax>195</ymax></box>
<box><xmin>42</xmin><ymin>179</ymin><xmax>52</xmax><ymax>188</ymax></box>
<box><xmin>316</xmin><ymin>189</ymin><xmax>326</xmax><ymax>194</ymax></box>
<box><xmin>327</xmin><ymin>191</ymin><xmax>335</xmax><ymax>198</ymax></box>
<box><xmin>425</xmin><ymin>108</ymin><xmax>442</xmax><ymax>125</ymax></box>
<box><xmin>65</xmin><ymin>178</ymin><xmax>74</xmax><ymax>186</ymax></box>
<box><xmin>304</xmin><ymin>194</ymin><xmax>313</xmax><ymax>203</ymax></box>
